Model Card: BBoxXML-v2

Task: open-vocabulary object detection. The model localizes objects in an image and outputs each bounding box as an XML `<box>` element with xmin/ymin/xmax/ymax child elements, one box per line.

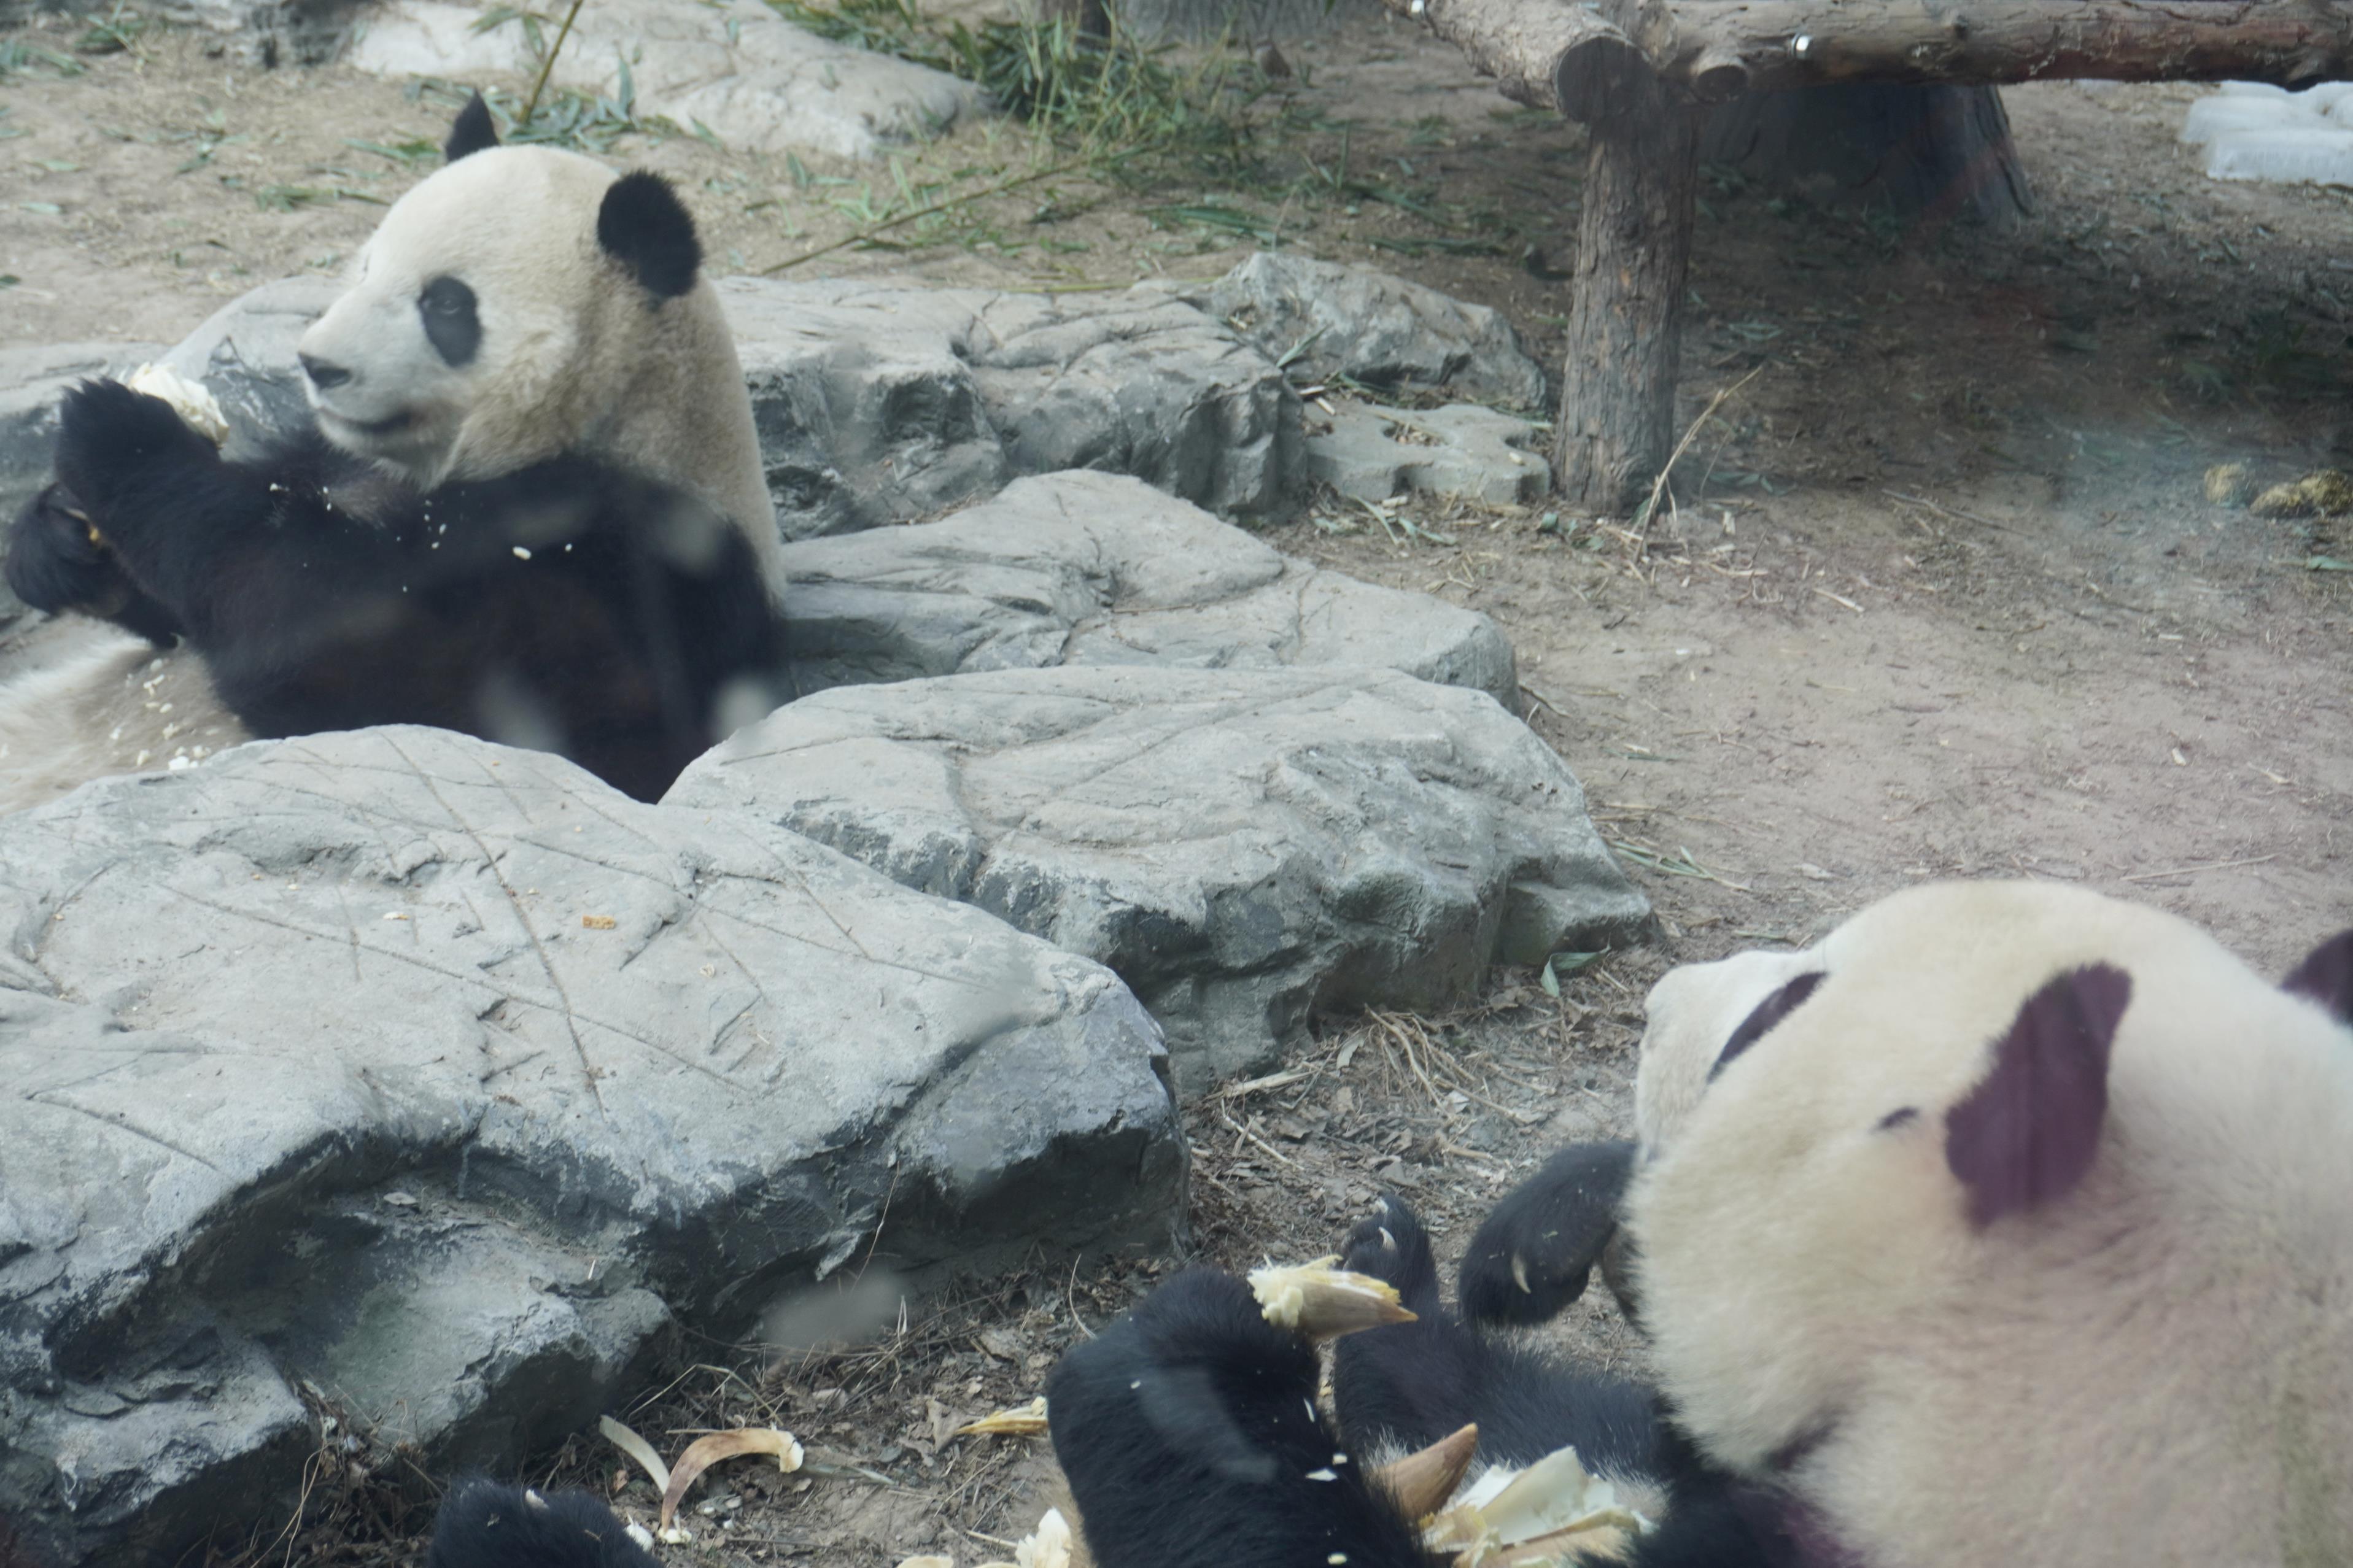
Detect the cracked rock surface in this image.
<box><xmin>668</xmin><ymin>665</ymin><xmax>1651</xmax><ymax>1091</ymax></box>
<box><xmin>0</xmin><ymin>728</ymin><xmax>1179</xmax><ymax>1566</ymax></box>
<box><xmin>1167</xmin><ymin>252</ymin><xmax>1549</xmax><ymax>410</ymax></box>
<box><xmin>777</xmin><ymin>471</ymin><xmax>1520</xmax><ymax>709</ymax></box>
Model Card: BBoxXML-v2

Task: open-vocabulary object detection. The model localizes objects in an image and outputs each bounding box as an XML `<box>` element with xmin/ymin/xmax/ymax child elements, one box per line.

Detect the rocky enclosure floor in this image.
<box><xmin>2</xmin><ymin>10</ymin><xmax>2349</xmax><ymax>1565</ymax></box>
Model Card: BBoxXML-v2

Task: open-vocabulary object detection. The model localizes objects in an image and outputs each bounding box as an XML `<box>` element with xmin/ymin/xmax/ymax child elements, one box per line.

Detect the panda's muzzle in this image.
<box><xmin>301</xmin><ymin>356</ymin><xmax>416</xmax><ymax>438</ymax></box>
<box><xmin>299</xmin><ymin>353</ymin><xmax>353</xmax><ymax>391</ymax></box>
<box><xmin>331</xmin><ymin>409</ymin><xmax>416</xmax><ymax>438</ymax></box>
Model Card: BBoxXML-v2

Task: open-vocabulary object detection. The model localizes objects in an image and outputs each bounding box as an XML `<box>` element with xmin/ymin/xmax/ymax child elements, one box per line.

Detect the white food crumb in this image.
<box><xmin>513</xmin><ymin>546</ymin><xmax>533</xmax><ymax>560</ymax></box>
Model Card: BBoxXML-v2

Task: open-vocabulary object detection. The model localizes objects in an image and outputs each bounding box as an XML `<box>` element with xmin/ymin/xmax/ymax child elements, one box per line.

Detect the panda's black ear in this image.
<box><xmin>445</xmin><ymin>93</ymin><xmax>500</xmax><ymax>163</ymax></box>
<box><xmin>597</xmin><ymin>172</ymin><xmax>702</xmax><ymax>299</ymax></box>
<box><xmin>2283</xmin><ymin>930</ymin><xmax>2353</xmax><ymax>1028</ymax></box>
<box><xmin>1945</xmin><ymin>964</ymin><xmax>2129</xmax><ymax>1228</ymax></box>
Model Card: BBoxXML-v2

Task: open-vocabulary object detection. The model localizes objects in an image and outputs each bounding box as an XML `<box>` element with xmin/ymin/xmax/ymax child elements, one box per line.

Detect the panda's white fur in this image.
<box><xmin>0</xmin><ymin>624</ymin><xmax>243</xmax><ymax>802</ymax></box>
<box><xmin>1626</xmin><ymin>880</ymin><xmax>2353</xmax><ymax>1567</ymax></box>
<box><xmin>0</xmin><ymin>133</ymin><xmax>779</xmax><ymax>816</ymax></box>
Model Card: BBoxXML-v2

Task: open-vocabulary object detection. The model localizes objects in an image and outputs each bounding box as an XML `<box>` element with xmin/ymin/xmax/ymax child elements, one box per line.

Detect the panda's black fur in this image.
<box><xmin>1330</xmin><ymin>1190</ymin><xmax>1657</xmax><ymax>1477</ymax></box>
<box><xmin>427</xmin><ymin>1478</ymin><xmax>656</xmax><ymax>1568</ymax></box>
<box><xmin>1047</xmin><ymin>1194</ymin><xmax>1790</xmax><ymax>1568</ymax></box>
<box><xmin>8</xmin><ymin>382</ymin><xmax>782</xmax><ymax>802</ymax></box>
<box><xmin>1451</xmin><ymin>1139</ymin><xmax>1635</xmax><ymax>1329</ymax></box>
<box><xmin>2</xmin><ymin>101</ymin><xmax>786</xmax><ymax>805</ymax></box>
<box><xmin>1046</xmin><ymin>1266</ymin><xmax>1440</xmax><ymax>1568</ymax></box>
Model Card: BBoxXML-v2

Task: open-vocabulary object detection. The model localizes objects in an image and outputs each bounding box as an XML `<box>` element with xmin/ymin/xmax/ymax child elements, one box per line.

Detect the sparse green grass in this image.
<box><xmin>74</xmin><ymin>2</ymin><xmax>151</xmax><ymax>56</ymax></box>
<box><xmin>0</xmin><ymin>38</ymin><xmax>85</xmax><ymax>79</ymax></box>
<box><xmin>400</xmin><ymin>72</ymin><xmax>684</xmax><ymax>156</ymax></box>
<box><xmin>766</xmin><ymin>0</ymin><xmax>1259</xmax><ymax>174</ymax></box>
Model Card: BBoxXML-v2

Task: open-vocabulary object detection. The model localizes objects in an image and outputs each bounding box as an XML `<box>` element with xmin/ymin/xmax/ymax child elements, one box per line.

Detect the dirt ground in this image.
<box><xmin>2</xmin><ymin>8</ymin><xmax>2351</xmax><ymax>1566</ymax></box>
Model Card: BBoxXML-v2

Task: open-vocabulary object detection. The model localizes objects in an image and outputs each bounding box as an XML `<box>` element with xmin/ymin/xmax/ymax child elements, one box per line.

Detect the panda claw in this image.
<box><xmin>1339</xmin><ymin>1196</ymin><xmax>1438</xmax><ymax>1310</ymax></box>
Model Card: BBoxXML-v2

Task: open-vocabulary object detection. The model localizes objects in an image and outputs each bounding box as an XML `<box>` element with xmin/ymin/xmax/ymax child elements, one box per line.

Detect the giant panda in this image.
<box><xmin>1044</xmin><ymin>881</ymin><xmax>2353</xmax><ymax>1568</ymax></box>
<box><xmin>0</xmin><ymin>95</ymin><xmax>788</xmax><ymax>809</ymax></box>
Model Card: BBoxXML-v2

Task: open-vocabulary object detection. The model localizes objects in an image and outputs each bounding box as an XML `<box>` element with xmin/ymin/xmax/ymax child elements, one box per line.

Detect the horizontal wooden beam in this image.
<box><xmin>1378</xmin><ymin>0</ymin><xmax>2353</xmax><ymax>121</ymax></box>
<box><xmin>1373</xmin><ymin>0</ymin><xmax>1634</xmax><ymax>114</ymax></box>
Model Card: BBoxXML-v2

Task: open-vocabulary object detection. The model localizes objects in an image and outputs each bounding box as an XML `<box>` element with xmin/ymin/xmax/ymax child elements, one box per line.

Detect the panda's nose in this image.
<box><xmin>300</xmin><ymin>354</ymin><xmax>352</xmax><ymax>392</ymax></box>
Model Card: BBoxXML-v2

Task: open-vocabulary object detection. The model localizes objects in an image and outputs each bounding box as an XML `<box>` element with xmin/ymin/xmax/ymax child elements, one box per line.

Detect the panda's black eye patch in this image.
<box><xmin>418</xmin><ymin>276</ymin><xmax>481</xmax><ymax>367</ymax></box>
<box><xmin>1710</xmin><ymin>970</ymin><xmax>1824</xmax><ymax>1079</ymax></box>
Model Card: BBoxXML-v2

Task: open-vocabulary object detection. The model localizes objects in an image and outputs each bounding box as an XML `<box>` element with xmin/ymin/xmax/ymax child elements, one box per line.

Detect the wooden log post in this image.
<box><xmin>1554</xmin><ymin>23</ymin><xmax>1700</xmax><ymax>515</ymax></box>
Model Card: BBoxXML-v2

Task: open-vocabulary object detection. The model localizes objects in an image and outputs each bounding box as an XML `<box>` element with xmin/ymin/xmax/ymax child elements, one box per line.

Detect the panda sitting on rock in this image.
<box><xmin>0</xmin><ymin>96</ymin><xmax>789</xmax><ymax>808</ymax></box>
<box><xmin>1041</xmin><ymin>881</ymin><xmax>2353</xmax><ymax>1568</ymax></box>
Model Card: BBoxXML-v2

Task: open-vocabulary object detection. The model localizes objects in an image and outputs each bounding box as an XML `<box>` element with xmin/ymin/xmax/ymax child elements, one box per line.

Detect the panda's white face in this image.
<box><xmin>295</xmin><ymin>145</ymin><xmax>649</xmax><ymax>489</ymax></box>
<box><xmin>1632</xmin><ymin>944</ymin><xmax>1820</xmax><ymax>1159</ymax></box>
<box><xmin>1623</xmin><ymin>882</ymin><xmax>2353</xmax><ymax>1564</ymax></box>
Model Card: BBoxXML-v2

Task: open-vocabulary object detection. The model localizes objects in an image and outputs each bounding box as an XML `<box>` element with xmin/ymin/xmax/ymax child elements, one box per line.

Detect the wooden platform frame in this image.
<box><xmin>1378</xmin><ymin>0</ymin><xmax>2353</xmax><ymax>512</ymax></box>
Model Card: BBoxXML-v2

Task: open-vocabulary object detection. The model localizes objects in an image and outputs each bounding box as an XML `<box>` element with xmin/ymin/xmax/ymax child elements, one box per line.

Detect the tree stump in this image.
<box><xmin>1555</xmin><ymin>50</ymin><xmax>1701</xmax><ymax>515</ymax></box>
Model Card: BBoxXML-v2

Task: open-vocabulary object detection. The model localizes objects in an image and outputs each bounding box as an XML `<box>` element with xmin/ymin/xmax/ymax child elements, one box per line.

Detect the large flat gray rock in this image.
<box><xmin>667</xmin><ymin>666</ymin><xmax>1649</xmax><ymax>1091</ymax></box>
<box><xmin>0</xmin><ymin>728</ymin><xmax>1178</xmax><ymax>1566</ymax></box>
<box><xmin>777</xmin><ymin>471</ymin><xmax>1520</xmax><ymax>710</ymax></box>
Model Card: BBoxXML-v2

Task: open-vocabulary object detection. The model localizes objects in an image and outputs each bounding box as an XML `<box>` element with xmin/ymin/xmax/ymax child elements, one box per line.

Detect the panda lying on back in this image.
<box><xmin>1045</xmin><ymin>882</ymin><xmax>2353</xmax><ymax>1568</ymax></box>
<box><xmin>0</xmin><ymin>96</ymin><xmax>788</xmax><ymax>806</ymax></box>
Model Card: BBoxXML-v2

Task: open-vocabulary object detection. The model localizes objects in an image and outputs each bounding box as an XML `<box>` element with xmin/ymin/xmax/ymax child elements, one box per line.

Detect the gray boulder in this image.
<box><xmin>778</xmin><ymin>471</ymin><xmax>1520</xmax><ymax>710</ymax></box>
<box><xmin>1169</xmin><ymin>252</ymin><xmax>1549</xmax><ymax>410</ymax></box>
<box><xmin>716</xmin><ymin>276</ymin><xmax>1302</xmax><ymax>535</ymax></box>
<box><xmin>667</xmin><ymin>665</ymin><xmax>1650</xmax><ymax>1091</ymax></box>
<box><xmin>0</xmin><ymin>728</ymin><xmax>1179</xmax><ymax>1566</ymax></box>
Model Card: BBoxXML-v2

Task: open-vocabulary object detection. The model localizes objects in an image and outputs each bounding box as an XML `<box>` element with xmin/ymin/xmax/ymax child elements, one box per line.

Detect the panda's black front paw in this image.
<box><xmin>1341</xmin><ymin>1194</ymin><xmax>1440</xmax><ymax>1315</ymax></box>
<box><xmin>7</xmin><ymin>482</ymin><xmax>125</xmax><ymax>612</ymax></box>
<box><xmin>1457</xmin><ymin>1140</ymin><xmax>1634</xmax><ymax>1327</ymax></box>
<box><xmin>428</xmin><ymin>1477</ymin><xmax>657</xmax><ymax>1568</ymax></box>
<box><xmin>52</xmin><ymin>378</ymin><xmax>217</xmax><ymax>513</ymax></box>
